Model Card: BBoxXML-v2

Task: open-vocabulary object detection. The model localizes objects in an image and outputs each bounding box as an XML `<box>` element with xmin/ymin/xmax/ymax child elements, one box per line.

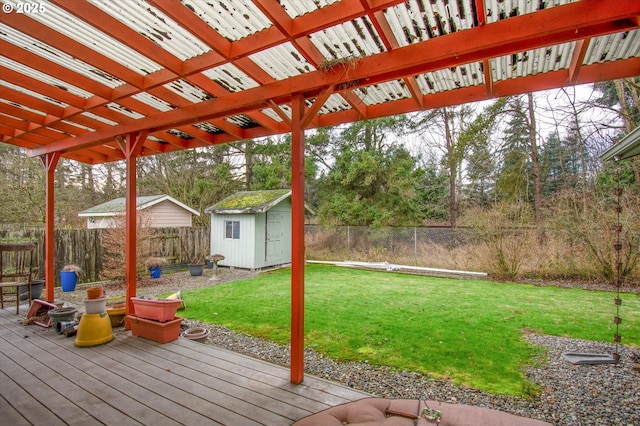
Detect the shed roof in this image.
<box><xmin>78</xmin><ymin>194</ymin><xmax>200</xmax><ymax>217</ymax></box>
<box><xmin>206</xmin><ymin>189</ymin><xmax>292</xmax><ymax>214</ymax></box>
<box><xmin>600</xmin><ymin>126</ymin><xmax>640</xmax><ymax>161</ymax></box>
<box><xmin>1</xmin><ymin>0</ymin><xmax>638</xmax><ymax>164</ymax></box>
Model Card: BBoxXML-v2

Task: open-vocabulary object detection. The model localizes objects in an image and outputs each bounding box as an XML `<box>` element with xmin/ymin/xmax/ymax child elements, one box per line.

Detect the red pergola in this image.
<box><xmin>1</xmin><ymin>0</ymin><xmax>639</xmax><ymax>384</ymax></box>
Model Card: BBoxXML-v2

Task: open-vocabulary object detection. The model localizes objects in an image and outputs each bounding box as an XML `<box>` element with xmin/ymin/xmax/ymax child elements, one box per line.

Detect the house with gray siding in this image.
<box><xmin>79</xmin><ymin>195</ymin><xmax>199</xmax><ymax>229</ymax></box>
<box><xmin>205</xmin><ymin>189</ymin><xmax>294</xmax><ymax>270</ymax></box>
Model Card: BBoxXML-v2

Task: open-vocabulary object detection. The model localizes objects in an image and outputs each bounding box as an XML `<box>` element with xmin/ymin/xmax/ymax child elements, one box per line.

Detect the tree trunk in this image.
<box><xmin>443</xmin><ymin>108</ymin><xmax>457</xmax><ymax>228</ymax></box>
<box><xmin>526</xmin><ymin>93</ymin><xmax>543</xmax><ymax>227</ymax></box>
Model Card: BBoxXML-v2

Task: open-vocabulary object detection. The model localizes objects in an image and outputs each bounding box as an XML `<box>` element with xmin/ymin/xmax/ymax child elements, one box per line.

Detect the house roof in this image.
<box><xmin>78</xmin><ymin>194</ymin><xmax>200</xmax><ymax>217</ymax></box>
<box><xmin>206</xmin><ymin>189</ymin><xmax>292</xmax><ymax>214</ymax></box>
<box><xmin>600</xmin><ymin>126</ymin><xmax>640</xmax><ymax>161</ymax></box>
<box><xmin>1</xmin><ymin>0</ymin><xmax>638</xmax><ymax>165</ymax></box>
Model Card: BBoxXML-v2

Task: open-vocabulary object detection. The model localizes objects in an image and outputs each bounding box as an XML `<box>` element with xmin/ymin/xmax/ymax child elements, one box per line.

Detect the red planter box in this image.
<box><xmin>131</xmin><ymin>297</ymin><xmax>182</xmax><ymax>322</ymax></box>
<box><xmin>127</xmin><ymin>315</ymin><xmax>183</xmax><ymax>344</ymax></box>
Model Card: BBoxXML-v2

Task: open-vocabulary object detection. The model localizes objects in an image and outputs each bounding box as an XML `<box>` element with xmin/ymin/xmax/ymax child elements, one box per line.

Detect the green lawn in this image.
<box><xmin>177</xmin><ymin>265</ymin><xmax>640</xmax><ymax>396</ymax></box>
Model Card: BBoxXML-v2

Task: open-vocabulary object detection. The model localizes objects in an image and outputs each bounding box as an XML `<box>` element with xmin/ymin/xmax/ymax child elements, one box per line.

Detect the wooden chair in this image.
<box><xmin>0</xmin><ymin>242</ymin><xmax>36</xmax><ymax>314</ymax></box>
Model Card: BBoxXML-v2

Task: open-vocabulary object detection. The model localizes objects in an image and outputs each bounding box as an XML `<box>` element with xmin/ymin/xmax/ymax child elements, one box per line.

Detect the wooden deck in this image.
<box><xmin>0</xmin><ymin>307</ymin><xmax>370</xmax><ymax>425</ymax></box>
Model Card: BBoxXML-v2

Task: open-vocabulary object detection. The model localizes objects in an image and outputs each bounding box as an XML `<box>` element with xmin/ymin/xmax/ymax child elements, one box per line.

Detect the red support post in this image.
<box><xmin>41</xmin><ymin>152</ymin><xmax>60</xmax><ymax>303</ymax></box>
<box><xmin>290</xmin><ymin>94</ymin><xmax>306</xmax><ymax>384</ymax></box>
<box><xmin>118</xmin><ymin>132</ymin><xmax>147</xmax><ymax>327</ymax></box>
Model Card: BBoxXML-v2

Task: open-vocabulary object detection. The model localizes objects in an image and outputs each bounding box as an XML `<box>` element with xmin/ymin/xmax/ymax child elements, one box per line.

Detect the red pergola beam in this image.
<box><xmin>25</xmin><ymin>0</ymin><xmax>640</xmax><ymax>159</ymax></box>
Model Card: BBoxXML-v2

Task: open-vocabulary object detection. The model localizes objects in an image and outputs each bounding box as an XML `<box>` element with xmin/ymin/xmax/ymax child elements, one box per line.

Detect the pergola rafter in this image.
<box><xmin>1</xmin><ymin>0</ymin><xmax>639</xmax><ymax>384</ymax></box>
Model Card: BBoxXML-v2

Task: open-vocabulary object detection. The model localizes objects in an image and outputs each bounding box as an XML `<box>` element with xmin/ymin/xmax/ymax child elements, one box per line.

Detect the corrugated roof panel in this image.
<box><xmin>62</xmin><ymin>119</ymin><xmax>95</xmax><ymax>132</ymax></box>
<box><xmin>194</xmin><ymin>121</ymin><xmax>221</xmax><ymax>134</ymax></box>
<box><xmin>261</xmin><ymin>105</ymin><xmax>291</xmax><ymax>123</ymax></box>
<box><xmin>0</xmin><ymin>57</ymin><xmax>94</xmax><ymax>99</ymax></box>
<box><xmin>81</xmin><ymin>111</ymin><xmax>118</xmax><ymax>126</ymax></box>
<box><xmin>163</xmin><ymin>79</ymin><xmax>213</xmax><ymax>104</ymax></box>
<box><xmin>131</xmin><ymin>92</ymin><xmax>175</xmax><ymax>112</ymax></box>
<box><xmin>225</xmin><ymin>115</ymin><xmax>258</xmax><ymax>128</ymax></box>
<box><xmin>167</xmin><ymin>128</ymin><xmax>193</xmax><ymax>139</ymax></box>
<box><xmin>355</xmin><ymin>80</ymin><xmax>410</xmax><ymax>106</ymax></box>
<box><xmin>202</xmin><ymin>63</ymin><xmax>259</xmax><ymax>93</ymax></box>
<box><xmin>0</xmin><ymin>99</ymin><xmax>46</xmax><ymax>117</ymax></box>
<box><xmin>0</xmin><ymin>23</ymin><xmax>125</xmax><ymax>89</ymax></box>
<box><xmin>484</xmin><ymin>0</ymin><xmax>575</xmax><ymax>23</ymax></box>
<box><xmin>0</xmin><ymin>80</ymin><xmax>69</xmax><ymax>107</ymax></box>
<box><xmin>310</xmin><ymin>17</ymin><xmax>385</xmax><ymax>61</ymax></box>
<box><xmin>415</xmin><ymin>63</ymin><xmax>484</xmax><ymax>94</ymax></box>
<box><xmin>491</xmin><ymin>43</ymin><xmax>572</xmax><ymax>82</ymax></box>
<box><xmin>279</xmin><ymin>0</ymin><xmax>340</xmax><ymax>19</ymax></box>
<box><xmin>385</xmin><ymin>0</ymin><xmax>475</xmax><ymax>46</ymax></box>
<box><xmin>105</xmin><ymin>103</ymin><xmax>145</xmax><ymax>120</ymax></box>
<box><xmin>250</xmin><ymin>42</ymin><xmax>314</xmax><ymax>80</ymax></box>
<box><xmin>318</xmin><ymin>94</ymin><xmax>351</xmax><ymax>114</ymax></box>
<box><xmin>584</xmin><ymin>30</ymin><xmax>640</xmax><ymax>65</ymax></box>
<box><xmin>24</xmin><ymin>1</ymin><xmax>162</xmax><ymax>75</ymax></box>
<box><xmin>182</xmin><ymin>0</ymin><xmax>271</xmax><ymax>42</ymax></box>
<box><xmin>88</xmin><ymin>0</ymin><xmax>210</xmax><ymax>61</ymax></box>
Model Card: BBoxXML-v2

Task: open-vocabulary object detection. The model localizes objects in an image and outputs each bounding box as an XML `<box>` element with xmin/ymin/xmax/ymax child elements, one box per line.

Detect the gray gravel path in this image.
<box><xmin>55</xmin><ymin>268</ymin><xmax>640</xmax><ymax>426</ymax></box>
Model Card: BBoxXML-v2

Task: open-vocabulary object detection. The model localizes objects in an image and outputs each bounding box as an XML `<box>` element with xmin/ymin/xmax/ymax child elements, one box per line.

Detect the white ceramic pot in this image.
<box><xmin>84</xmin><ymin>296</ymin><xmax>107</xmax><ymax>314</ymax></box>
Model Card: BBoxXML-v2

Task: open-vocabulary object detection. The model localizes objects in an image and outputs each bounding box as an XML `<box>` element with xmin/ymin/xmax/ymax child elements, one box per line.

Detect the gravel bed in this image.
<box><xmin>55</xmin><ymin>268</ymin><xmax>640</xmax><ymax>426</ymax></box>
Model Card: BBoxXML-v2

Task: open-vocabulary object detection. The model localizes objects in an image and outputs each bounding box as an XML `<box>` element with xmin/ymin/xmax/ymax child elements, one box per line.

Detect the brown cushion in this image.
<box><xmin>293</xmin><ymin>398</ymin><xmax>552</xmax><ymax>426</ymax></box>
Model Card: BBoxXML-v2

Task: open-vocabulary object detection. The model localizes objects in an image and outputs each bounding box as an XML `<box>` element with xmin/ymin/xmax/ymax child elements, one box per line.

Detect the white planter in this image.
<box><xmin>84</xmin><ymin>296</ymin><xmax>107</xmax><ymax>314</ymax></box>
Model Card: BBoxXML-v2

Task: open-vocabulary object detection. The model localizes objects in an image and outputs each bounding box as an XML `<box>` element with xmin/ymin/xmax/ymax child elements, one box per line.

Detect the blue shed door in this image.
<box><xmin>266</xmin><ymin>212</ymin><xmax>285</xmax><ymax>264</ymax></box>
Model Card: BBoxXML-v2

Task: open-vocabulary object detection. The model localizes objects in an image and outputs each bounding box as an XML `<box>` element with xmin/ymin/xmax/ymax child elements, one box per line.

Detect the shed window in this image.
<box><xmin>225</xmin><ymin>220</ymin><xmax>240</xmax><ymax>239</ymax></box>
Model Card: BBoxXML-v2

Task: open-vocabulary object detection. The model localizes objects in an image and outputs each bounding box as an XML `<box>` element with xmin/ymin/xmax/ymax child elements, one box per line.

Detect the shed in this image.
<box><xmin>79</xmin><ymin>195</ymin><xmax>200</xmax><ymax>229</ymax></box>
<box><xmin>206</xmin><ymin>189</ymin><xmax>294</xmax><ymax>270</ymax></box>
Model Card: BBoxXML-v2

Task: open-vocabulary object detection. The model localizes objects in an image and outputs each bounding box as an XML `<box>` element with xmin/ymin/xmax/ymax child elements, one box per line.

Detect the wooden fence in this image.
<box><xmin>0</xmin><ymin>227</ymin><xmax>210</xmax><ymax>284</ymax></box>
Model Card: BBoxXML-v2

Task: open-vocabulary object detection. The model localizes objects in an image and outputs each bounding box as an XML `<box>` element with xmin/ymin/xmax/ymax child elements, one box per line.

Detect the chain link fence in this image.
<box><xmin>305</xmin><ymin>225</ymin><xmax>475</xmax><ymax>268</ymax></box>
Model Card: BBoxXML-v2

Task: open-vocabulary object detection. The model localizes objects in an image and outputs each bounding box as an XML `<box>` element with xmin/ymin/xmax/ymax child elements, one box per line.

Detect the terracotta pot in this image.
<box><xmin>86</xmin><ymin>286</ymin><xmax>103</xmax><ymax>299</ymax></box>
<box><xmin>128</xmin><ymin>315</ymin><xmax>183</xmax><ymax>344</ymax></box>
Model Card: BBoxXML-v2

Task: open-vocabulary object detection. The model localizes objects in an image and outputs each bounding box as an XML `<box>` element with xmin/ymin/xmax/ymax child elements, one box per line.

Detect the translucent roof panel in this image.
<box><xmin>484</xmin><ymin>0</ymin><xmax>576</xmax><ymax>23</ymax></box>
<box><xmin>202</xmin><ymin>63</ymin><xmax>260</xmax><ymax>93</ymax></box>
<box><xmin>0</xmin><ymin>23</ymin><xmax>124</xmax><ymax>89</ymax></box>
<box><xmin>585</xmin><ymin>30</ymin><xmax>640</xmax><ymax>65</ymax></box>
<box><xmin>385</xmin><ymin>0</ymin><xmax>476</xmax><ymax>45</ymax></box>
<box><xmin>355</xmin><ymin>80</ymin><xmax>411</xmax><ymax>106</ymax></box>
<box><xmin>279</xmin><ymin>0</ymin><xmax>341</xmax><ymax>19</ymax></box>
<box><xmin>23</xmin><ymin>1</ymin><xmax>162</xmax><ymax>75</ymax></box>
<box><xmin>310</xmin><ymin>17</ymin><xmax>385</xmax><ymax>61</ymax></box>
<box><xmin>182</xmin><ymin>0</ymin><xmax>271</xmax><ymax>41</ymax></box>
<box><xmin>250</xmin><ymin>42</ymin><xmax>315</xmax><ymax>80</ymax></box>
<box><xmin>88</xmin><ymin>0</ymin><xmax>211</xmax><ymax>61</ymax></box>
<box><xmin>0</xmin><ymin>57</ymin><xmax>94</xmax><ymax>99</ymax></box>
<box><xmin>416</xmin><ymin>63</ymin><xmax>485</xmax><ymax>94</ymax></box>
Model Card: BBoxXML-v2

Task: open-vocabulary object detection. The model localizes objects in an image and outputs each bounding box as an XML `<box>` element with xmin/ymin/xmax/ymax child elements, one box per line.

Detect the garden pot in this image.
<box><xmin>149</xmin><ymin>266</ymin><xmax>162</xmax><ymax>279</ymax></box>
<box><xmin>48</xmin><ymin>307</ymin><xmax>78</xmax><ymax>332</ymax></box>
<box><xmin>75</xmin><ymin>312</ymin><xmax>113</xmax><ymax>347</ymax></box>
<box><xmin>131</xmin><ymin>297</ymin><xmax>182</xmax><ymax>322</ymax></box>
<box><xmin>60</xmin><ymin>271</ymin><xmax>78</xmax><ymax>292</ymax></box>
<box><xmin>128</xmin><ymin>315</ymin><xmax>183</xmax><ymax>344</ymax></box>
<box><xmin>106</xmin><ymin>303</ymin><xmax>126</xmax><ymax>328</ymax></box>
<box><xmin>188</xmin><ymin>263</ymin><xmax>204</xmax><ymax>276</ymax></box>
<box><xmin>19</xmin><ymin>279</ymin><xmax>45</xmax><ymax>301</ymax></box>
<box><xmin>86</xmin><ymin>286</ymin><xmax>103</xmax><ymax>299</ymax></box>
<box><xmin>84</xmin><ymin>296</ymin><xmax>107</xmax><ymax>314</ymax></box>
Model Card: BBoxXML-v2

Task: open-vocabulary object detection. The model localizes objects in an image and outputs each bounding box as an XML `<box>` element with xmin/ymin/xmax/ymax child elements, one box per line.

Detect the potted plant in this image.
<box><xmin>144</xmin><ymin>257</ymin><xmax>167</xmax><ymax>279</ymax></box>
<box><xmin>188</xmin><ymin>255</ymin><xmax>204</xmax><ymax>277</ymax></box>
<box><xmin>19</xmin><ymin>277</ymin><xmax>45</xmax><ymax>301</ymax></box>
<box><xmin>60</xmin><ymin>264</ymin><xmax>82</xmax><ymax>292</ymax></box>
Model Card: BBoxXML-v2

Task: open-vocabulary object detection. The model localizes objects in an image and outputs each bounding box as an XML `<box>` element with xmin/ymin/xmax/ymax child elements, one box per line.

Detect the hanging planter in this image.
<box><xmin>144</xmin><ymin>257</ymin><xmax>167</xmax><ymax>279</ymax></box>
<box><xmin>60</xmin><ymin>265</ymin><xmax>81</xmax><ymax>292</ymax></box>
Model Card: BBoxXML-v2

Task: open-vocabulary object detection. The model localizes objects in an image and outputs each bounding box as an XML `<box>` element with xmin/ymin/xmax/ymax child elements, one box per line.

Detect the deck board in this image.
<box><xmin>0</xmin><ymin>307</ymin><xmax>370</xmax><ymax>425</ymax></box>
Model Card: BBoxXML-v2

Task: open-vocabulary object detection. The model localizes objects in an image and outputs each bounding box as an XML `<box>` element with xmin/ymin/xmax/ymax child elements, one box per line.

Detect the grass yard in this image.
<box><xmin>178</xmin><ymin>264</ymin><xmax>640</xmax><ymax>396</ymax></box>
